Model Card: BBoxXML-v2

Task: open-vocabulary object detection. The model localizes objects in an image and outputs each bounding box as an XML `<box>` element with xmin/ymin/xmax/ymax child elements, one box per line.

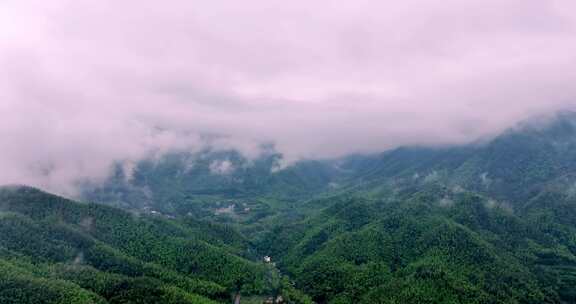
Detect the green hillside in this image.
<box><xmin>0</xmin><ymin>186</ymin><xmax>286</xmax><ymax>304</ymax></box>
<box><xmin>251</xmin><ymin>112</ymin><xmax>576</xmax><ymax>303</ymax></box>
<box><xmin>6</xmin><ymin>112</ymin><xmax>576</xmax><ymax>303</ymax></box>
<box><xmin>257</xmin><ymin>187</ymin><xmax>576</xmax><ymax>303</ymax></box>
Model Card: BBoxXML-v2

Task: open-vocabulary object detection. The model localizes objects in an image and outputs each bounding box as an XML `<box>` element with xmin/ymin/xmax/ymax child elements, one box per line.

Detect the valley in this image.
<box><xmin>3</xmin><ymin>112</ymin><xmax>576</xmax><ymax>303</ymax></box>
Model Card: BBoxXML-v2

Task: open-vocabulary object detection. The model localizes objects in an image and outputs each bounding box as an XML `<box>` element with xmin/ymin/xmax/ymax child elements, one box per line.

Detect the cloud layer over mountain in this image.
<box><xmin>1</xmin><ymin>0</ymin><xmax>576</xmax><ymax>192</ymax></box>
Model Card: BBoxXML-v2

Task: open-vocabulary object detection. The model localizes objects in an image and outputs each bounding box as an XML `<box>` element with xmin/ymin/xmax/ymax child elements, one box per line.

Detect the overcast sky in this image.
<box><xmin>1</xmin><ymin>0</ymin><xmax>576</xmax><ymax>192</ymax></box>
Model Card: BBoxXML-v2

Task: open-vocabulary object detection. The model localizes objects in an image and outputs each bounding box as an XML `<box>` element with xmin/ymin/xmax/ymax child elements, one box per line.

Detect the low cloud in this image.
<box><xmin>1</xmin><ymin>0</ymin><xmax>576</xmax><ymax>193</ymax></box>
<box><xmin>209</xmin><ymin>160</ymin><xmax>235</xmax><ymax>175</ymax></box>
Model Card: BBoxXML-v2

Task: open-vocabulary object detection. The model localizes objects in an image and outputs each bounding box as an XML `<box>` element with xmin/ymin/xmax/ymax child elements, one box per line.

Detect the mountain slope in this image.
<box><xmin>0</xmin><ymin>186</ymin><xmax>270</xmax><ymax>304</ymax></box>
<box><xmin>252</xmin><ymin>112</ymin><xmax>576</xmax><ymax>303</ymax></box>
<box><xmin>339</xmin><ymin>111</ymin><xmax>576</xmax><ymax>207</ymax></box>
<box><xmin>80</xmin><ymin>149</ymin><xmax>347</xmax><ymax>228</ymax></box>
<box><xmin>256</xmin><ymin>186</ymin><xmax>576</xmax><ymax>303</ymax></box>
<box><xmin>8</xmin><ymin>111</ymin><xmax>576</xmax><ymax>303</ymax></box>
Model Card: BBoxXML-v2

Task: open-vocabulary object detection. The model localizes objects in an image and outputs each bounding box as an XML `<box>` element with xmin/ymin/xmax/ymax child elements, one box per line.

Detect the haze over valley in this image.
<box><xmin>2</xmin><ymin>1</ymin><xmax>576</xmax><ymax>303</ymax></box>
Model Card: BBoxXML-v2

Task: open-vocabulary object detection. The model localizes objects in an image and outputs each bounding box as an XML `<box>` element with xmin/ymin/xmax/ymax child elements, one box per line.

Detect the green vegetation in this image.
<box><xmin>0</xmin><ymin>186</ymin><xmax>268</xmax><ymax>303</ymax></box>
<box><xmin>258</xmin><ymin>190</ymin><xmax>576</xmax><ymax>303</ymax></box>
<box><xmin>6</xmin><ymin>112</ymin><xmax>576</xmax><ymax>303</ymax></box>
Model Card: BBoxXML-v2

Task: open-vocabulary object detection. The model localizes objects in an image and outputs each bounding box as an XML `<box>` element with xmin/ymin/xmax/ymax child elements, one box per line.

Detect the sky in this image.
<box><xmin>1</xmin><ymin>0</ymin><xmax>576</xmax><ymax>193</ymax></box>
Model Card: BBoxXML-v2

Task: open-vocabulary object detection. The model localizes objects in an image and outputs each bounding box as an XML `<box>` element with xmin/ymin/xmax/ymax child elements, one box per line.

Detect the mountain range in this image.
<box><xmin>3</xmin><ymin>111</ymin><xmax>576</xmax><ymax>303</ymax></box>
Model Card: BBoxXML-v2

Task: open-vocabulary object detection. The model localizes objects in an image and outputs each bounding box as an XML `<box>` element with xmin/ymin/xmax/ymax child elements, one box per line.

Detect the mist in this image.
<box><xmin>1</xmin><ymin>0</ymin><xmax>576</xmax><ymax>193</ymax></box>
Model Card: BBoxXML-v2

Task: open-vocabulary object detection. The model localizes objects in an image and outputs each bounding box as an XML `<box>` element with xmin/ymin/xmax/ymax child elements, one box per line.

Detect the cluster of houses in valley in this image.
<box><xmin>142</xmin><ymin>206</ymin><xmax>175</xmax><ymax>219</ymax></box>
<box><xmin>213</xmin><ymin>200</ymin><xmax>253</xmax><ymax>216</ymax></box>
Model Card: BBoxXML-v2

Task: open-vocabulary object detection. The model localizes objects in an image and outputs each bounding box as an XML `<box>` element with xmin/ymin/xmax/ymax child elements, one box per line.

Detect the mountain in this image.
<box><xmin>350</xmin><ymin>111</ymin><xmax>576</xmax><ymax>200</ymax></box>
<box><xmin>253</xmin><ymin>111</ymin><xmax>576</xmax><ymax>303</ymax></box>
<box><xmin>79</xmin><ymin>149</ymin><xmax>352</xmax><ymax>241</ymax></box>
<box><xmin>257</xmin><ymin>187</ymin><xmax>576</xmax><ymax>303</ymax></box>
<box><xmin>7</xmin><ymin>111</ymin><xmax>576</xmax><ymax>303</ymax></box>
<box><xmin>0</xmin><ymin>186</ymin><xmax>311</xmax><ymax>304</ymax></box>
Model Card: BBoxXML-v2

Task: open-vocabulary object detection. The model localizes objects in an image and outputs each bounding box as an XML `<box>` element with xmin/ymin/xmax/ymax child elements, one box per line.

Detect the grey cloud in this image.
<box><xmin>1</xmin><ymin>0</ymin><xmax>576</xmax><ymax>194</ymax></box>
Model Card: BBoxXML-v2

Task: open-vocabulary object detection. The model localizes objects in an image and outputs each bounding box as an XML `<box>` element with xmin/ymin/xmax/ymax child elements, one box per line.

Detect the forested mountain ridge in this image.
<box><xmin>0</xmin><ymin>186</ymin><xmax>311</xmax><ymax>304</ymax></box>
<box><xmin>333</xmin><ymin>111</ymin><xmax>576</xmax><ymax>204</ymax></box>
<box><xmin>254</xmin><ymin>112</ymin><xmax>576</xmax><ymax>303</ymax></box>
<box><xmin>258</xmin><ymin>186</ymin><xmax>576</xmax><ymax>303</ymax></box>
<box><xmin>81</xmin><ymin>149</ymin><xmax>346</xmax><ymax>220</ymax></box>
<box><xmin>83</xmin><ymin>112</ymin><xmax>576</xmax><ymax>218</ymax></box>
<box><xmin>4</xmin><ymin>112</ymin><xmax>576</xmax><ymax>303</ymax></box>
